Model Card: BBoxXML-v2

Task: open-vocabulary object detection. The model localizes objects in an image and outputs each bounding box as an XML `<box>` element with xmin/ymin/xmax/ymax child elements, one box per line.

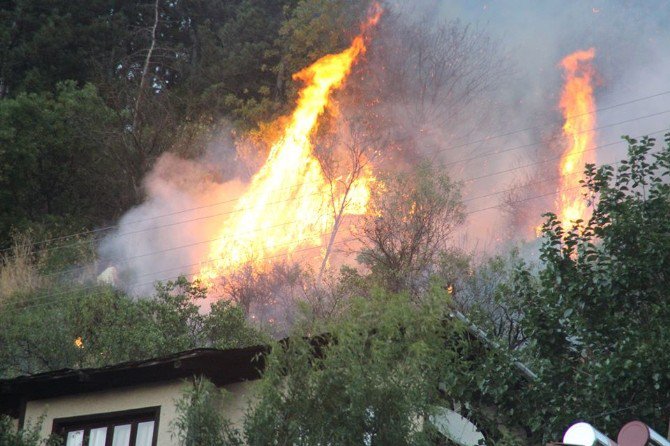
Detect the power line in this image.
<box><xmin>463</xmin><ymin>128</ymin><xmax>670</xmax><ymax>184</ymax></box>
<box><xmin>37</xmin><ymin>217</ymin><xmax>333</xmax><ymax>280</ymax></box>
<box><xmin>0</xmin><ymin>175</ymin><xmax>596</xmax><ymax>315</ymax></box>
<box><xmin>7</xmin><ymin>122</ymin><xmax>669</xmax><ymax>294</ymax></box>
<box><xmin>0</xmin><ymin>188</ymin><xmax>327</xmax><ymax>259</ymax></box>
<box><xmin>3</xmin><ymin>229</ymin><xmax>357</xmax><ymax>311</ymax></box>
<box><xmin>429</xmin><ymin>89</ymin><xmax>670</xmax><ymax>156</ymax></box>
<box><xmin>443</xmin><ymin>109</ymin><xmax>670</xmax><ymax>168</ymax></box>
<box><xmin>5</xmin><ymin>125</ymin><xmax>669</xmax><ymax>284</ymax></box>
<box><xmin>1</xmin><ymin>237</ymin><xmax>356</xmax><ymax>315</ymax></box>
<box><xmin>462</xmin><ymin>158</ymin><xmax>630</xmax><ymax>204</ymax></box>
<box><xmin>4</xmin><ymin>88</ymin><xmax>669</xmax><ymax>256</ymax></box>
<box><xmin>2</xmin><ymin>151</ymin><xmax>664</xmax><ymax>316</ymax></box>
<box><xmin>7</xmin><ymin>123</ymin><xmax>659</xmax><ymax>264</ymax></box>
<box><xmin>2</xmin><ymin>152</ymin><xmax>643</xmax><ymax>315</ymax></box>
<box><xmin>466</xmin><ymin>185</ymin><xmax>582</xmax><ymax>215</ymax></box>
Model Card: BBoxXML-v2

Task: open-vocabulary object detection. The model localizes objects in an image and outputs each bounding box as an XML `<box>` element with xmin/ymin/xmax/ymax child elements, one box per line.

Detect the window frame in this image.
<box><xmin>52</xmin><ymin>406</ymin><xmax>160</xmax><ymax>446</ymax></box>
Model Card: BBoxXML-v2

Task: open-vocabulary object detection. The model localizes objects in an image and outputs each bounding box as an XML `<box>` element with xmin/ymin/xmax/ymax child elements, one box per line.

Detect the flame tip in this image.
<box><xmin>197</xmin><ymin>12</ymin><xmax>381</xmax><ymax>283</ymax></box>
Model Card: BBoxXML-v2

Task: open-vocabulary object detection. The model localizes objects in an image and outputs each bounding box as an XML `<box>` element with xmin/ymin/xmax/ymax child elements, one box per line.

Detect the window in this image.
<box><xmin>52</xmin><ymin>407</ymin><xmax>159</xmax><ymax>446</ymax></box>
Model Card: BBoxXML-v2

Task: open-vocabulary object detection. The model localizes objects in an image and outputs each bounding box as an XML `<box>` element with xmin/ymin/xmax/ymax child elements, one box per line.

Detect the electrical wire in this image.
<box><xmin>4</xmin><ymin>127</ymin><xmax>669</xmax><ymax>290</ymax></box>
<box><xmin>442</xmin><ymin>109</ymin><xmax>670</xmax><ymax>168</ymax></box>
<box><xmin>3</xmin><ymin>88</ymin><xmax>669</xmax><ymax>256</ymax></box>
<box><xmin>0</xmin><ymin>156</ymin><xmax>658</xmax><ymax>316</ymax></box>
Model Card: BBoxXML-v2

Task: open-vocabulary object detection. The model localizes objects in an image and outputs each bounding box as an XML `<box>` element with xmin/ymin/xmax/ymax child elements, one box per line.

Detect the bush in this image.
<box><xmin>172</xmin><ymin>378</ymin><xmax>243</xmax><ymax>446</ymax></box>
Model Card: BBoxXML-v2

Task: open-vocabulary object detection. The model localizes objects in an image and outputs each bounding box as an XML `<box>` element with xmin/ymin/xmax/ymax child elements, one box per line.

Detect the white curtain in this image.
<box><xmin>66</xmin><ymin>430</ymin><xmax>84</xmax><ymax>446</ymax></box>
<box><xmin>135</xmin><ymin>421</ymin><xmax>155</xmax><ymax>446</ymax></box>
<box><xmin>88</xmin><ymin>427</ymin><xmax>107</xmax><ymax>446</ymax></box>
<box><xmin>111</xmin><ymin>424</ymin><xmax>131</xmax><ymax>446</ymax></box>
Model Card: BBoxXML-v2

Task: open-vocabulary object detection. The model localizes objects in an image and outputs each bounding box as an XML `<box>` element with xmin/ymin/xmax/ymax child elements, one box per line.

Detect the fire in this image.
<box><xmin>197</xmin><ymin>9</ymin><xmax>381</xmax><ymax>285</ymax></box>
<box><xmin>557</xmin><ymin>48</ymin><xmax>596</xmax><ymax>227</ymax></box>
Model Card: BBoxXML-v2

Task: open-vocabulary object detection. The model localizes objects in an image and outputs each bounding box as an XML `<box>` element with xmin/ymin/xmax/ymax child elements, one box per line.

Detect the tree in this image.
<box><xmin>243</xmin><ymin>290</ymin><xmax>451</xmax><ymax>446</ymax></box>
<box><xmin>0</xmin><ymin>81</ymin><xmax>119</xmax><ymax>245</ymax></box>
<box><xmin>354</xmin><ymin>10</ymin><xmax>504</xmax><ymax>163</ymax></box>
<box><xmin>172</xmin><ymin>377</ymin><xmax>243</xmax><ymax>446</ymax></box>
<box><xmin>273</xmin><ymin>0</ymin><xmax>371</xmax><ymax>105</ymax></box>
<box><xmin>507</xmin><ymin>134</ymin><xmax>670</xmax><ymax>442</ymax></box>
<box><xmin>437</xmin><ymin>249</ymin><xmax>528</xmax><ymax>351</ymax></box>
<box><xmin>241</xmin><ymin>287</ymin><xmax>529</xmax><ymax>445</ymax></box>
<box><xmin>356</xmin><ymin>162</ymin><xmax>465</xmax><ymax>295</ymax></box>
<box><xmin>0</xmin><ymin>414</ymin><xmax>59</xmax><ymax>446</ymax></box>
<box><xmin>0</xmin><ymin>273</ymin><xmax>265</xmax><ymax>378</ymax></box>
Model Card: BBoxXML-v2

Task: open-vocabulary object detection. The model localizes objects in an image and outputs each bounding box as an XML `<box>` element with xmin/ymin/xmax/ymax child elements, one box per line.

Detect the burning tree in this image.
<box><xmin>195</xmin><ymin>8</ymin><xmax>382</xmax><ymax>287</ymax></box>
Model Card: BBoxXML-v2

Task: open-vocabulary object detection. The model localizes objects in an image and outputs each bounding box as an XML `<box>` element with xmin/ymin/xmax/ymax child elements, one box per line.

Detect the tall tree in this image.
<box><xmin>0</xmin><ymin>82</ymin><xmax>119</xmax><ymax>244</ymax></box>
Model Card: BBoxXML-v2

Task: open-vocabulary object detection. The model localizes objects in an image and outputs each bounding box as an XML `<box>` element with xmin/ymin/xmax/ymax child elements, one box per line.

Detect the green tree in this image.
<box><xmin>242</xmin><ymin>288</ymin><xmax>527</xmax><ymax>445</ymax></box>
<box><xmin>0</xmin><ymin>414</ymin><xmax>59</xmax><ymax>446</ymax></box>
<box><xmin>172</xmin><ymin>377</ymin><xmax>243</xmax><ymax>446</ymax></box>
<box><xmin>0</xmin><ymin>275</ymin><xmax>265</xmax><ymax>378</ymax></box>
<box><xmin>244</xmin><ymin>290</ymin><xmax>450</xmax><ymax>445</ymax></box>
<box><xmin>510</xmin><ymin>134</ymin><xmax>670</xmax><ymax>441</ymax></box>
<box><xmin>0</xmin><ymin>81</ymin><xmax>120</xmax><ymax>245</ymax></box>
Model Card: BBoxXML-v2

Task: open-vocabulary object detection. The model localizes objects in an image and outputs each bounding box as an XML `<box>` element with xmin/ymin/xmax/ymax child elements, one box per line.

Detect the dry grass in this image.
<box><xmin>0</xmin><ymin>233</ymin><xmax>44</xmax><ymax>298</ymax></box>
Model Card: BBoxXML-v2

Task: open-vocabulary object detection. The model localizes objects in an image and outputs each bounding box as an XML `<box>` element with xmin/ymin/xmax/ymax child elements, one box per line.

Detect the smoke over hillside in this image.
<box><xmin>99</xmin><ymin>0</ymin><xmax>670</xmax><ymax>295</ymax></box>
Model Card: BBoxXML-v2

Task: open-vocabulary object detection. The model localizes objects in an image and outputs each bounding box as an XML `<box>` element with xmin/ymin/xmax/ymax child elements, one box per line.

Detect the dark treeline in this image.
<box><xmin>0</xmin><ymin>0</ymin><xmax>368</xmax><ymax>246</ymax></box>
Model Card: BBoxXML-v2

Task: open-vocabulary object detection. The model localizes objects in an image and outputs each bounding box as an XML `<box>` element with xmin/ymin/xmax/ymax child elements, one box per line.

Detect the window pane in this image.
<box><xmin>66</xmin><ymin>430</ymin><xmax>84</xmax><ymax>446</ymax></box>
<box><xmin>88</xmin><ymin>427</ymin><xmax>107</xmax><ymax>446</ymax></box>
<box><xmin>112</xmin><ymin>424</ymin><xmax>131</xmax><ymax>446</ymax></box>
<box><xmin>135</xmin><ymin>421</ymin><xmax>154</xmax><ymax>446</ymax></box>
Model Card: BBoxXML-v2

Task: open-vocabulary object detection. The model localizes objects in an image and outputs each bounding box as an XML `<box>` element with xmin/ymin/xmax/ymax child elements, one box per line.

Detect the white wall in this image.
<box><xmin>23</xmin><ymin>379</ymin><xmax>257</xmax><ymax>445</ymax></box>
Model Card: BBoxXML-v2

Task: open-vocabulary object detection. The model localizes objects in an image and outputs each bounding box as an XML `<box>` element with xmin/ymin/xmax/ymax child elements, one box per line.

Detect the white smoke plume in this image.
<box><xmin>98</xmin><ymin>130</ymin><xmax>251</xmax><ymax>295</ymax></box>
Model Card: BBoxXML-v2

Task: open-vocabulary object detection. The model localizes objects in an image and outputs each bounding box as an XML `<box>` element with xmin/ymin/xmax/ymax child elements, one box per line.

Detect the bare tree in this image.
<box><xmin>360</xmin><ymin>11</ymin><xmax>505</xmax><ymax>162</ymax></box>
<box><xmin>218</xmin><ymin>261</ymin><xmax>308</xmax><ymax>337</ymax></box>
<box><xmin>438</xmin><ymin>250</ymin><xmax>528</xmax><ymax>351</ymax></box>
<box><xmin>314</xmin><ymin>113</ymin><xmax>384</xmax><ymax>280</ymax></box>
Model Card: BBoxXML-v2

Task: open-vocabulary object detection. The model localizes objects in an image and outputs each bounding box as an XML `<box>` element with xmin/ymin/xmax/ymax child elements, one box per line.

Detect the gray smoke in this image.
<box><xmin>99</xmin><ymin>0</ymin><xmax>670</xmax><ymax>295</ymax></box>
<box><xmin>387</xmin><ymin>0</ymin><xmax>670</xmax><ymax>250</ymax></box>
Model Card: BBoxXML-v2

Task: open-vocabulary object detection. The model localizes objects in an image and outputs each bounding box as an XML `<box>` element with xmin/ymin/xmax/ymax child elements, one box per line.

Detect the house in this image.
<box><xmin>0</xmin><ymin>324</ymin><xmax>508</xmax><ymax>446</ymax></box>
<box><xmin>0</xmin><ymin>346</ymin><xmax>266</xmax><ymax>446</ymax></box>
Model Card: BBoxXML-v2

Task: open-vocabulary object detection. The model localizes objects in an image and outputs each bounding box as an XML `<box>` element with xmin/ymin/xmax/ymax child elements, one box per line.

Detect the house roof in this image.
<box><xmin>0</xmin><ymin>345</ymin><xmax>267</xmax><ymax>419</ymax></box>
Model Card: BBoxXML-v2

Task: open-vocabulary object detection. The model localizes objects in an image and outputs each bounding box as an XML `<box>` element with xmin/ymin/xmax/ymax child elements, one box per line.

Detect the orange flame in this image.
<box><xmin>197</xmin><ymin>10</ymin><xmax>381</xmax><ymax>285</ymax></box>
<box><xmin>557</xmin><ymin>48</ymin><xmax>596</xmax><ymax>227</ymax></box>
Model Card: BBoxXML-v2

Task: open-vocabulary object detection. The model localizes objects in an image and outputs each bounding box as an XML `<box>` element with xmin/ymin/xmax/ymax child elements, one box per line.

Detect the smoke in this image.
<box><xmin>100</xmin><ymin>0</ymin><xmax>670</xmax><ymax>298</ymax></box>
<box><xmin>98</xmin><ymin>129</ymin><xmax>252</xmax><ymax>295</ymax></box>
<box><xmin>385</xmin><ymin>0</ymin><xmax>670</xmax><ymax>250</ymax></box>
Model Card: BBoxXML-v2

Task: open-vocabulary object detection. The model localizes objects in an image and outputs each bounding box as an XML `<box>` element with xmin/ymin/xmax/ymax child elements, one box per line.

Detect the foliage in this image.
<box><xmin>0</xmin><ymin>0</ymin><xmax>310</xmax><ymax>247</ymax></box>
<box><xmin>0</xmin><ymin>415</ymin><xmax>59</xmax><ymax>446</ymax></box>
<box><xmin>0</xmin><ymin>82</ymin><xmax>118</xmax><ymax>244</ymax></box>
<box><xmin>438</xmin><ymin>249</ymin><xmax>528</xmax><ymax>351</ymax></box>
<box><xmin>172</xmin><ymin>377</ymin><xmax>243</xmax><ymax>446</ymax></box>
<box><xmin>510</xmin><ymin>134</ymin><xmax>670</xmax><ymax>441</ymax></box>
<box><xmin>356</xmin><ymin>163</ymin><xmax>465</xmax><ymax>295</ymax></box>
<box><xmin>276</xmin><ymin>0</ymin><xmax>370</xmax><ymax>88</ymax></box>
<box><xmin>243</xmin><ymin>287</ymin><xmax>526</xmax><ymax>445</ymax></box>
<box><xmin>244</xmin><ymin>289</ymin><xmax>446</xmax><ymax>445</ymax></box>
<box><xmin>0</xmin><ymin>275</ymin><xmax>266</xmax><ymax>378</ymax></box>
